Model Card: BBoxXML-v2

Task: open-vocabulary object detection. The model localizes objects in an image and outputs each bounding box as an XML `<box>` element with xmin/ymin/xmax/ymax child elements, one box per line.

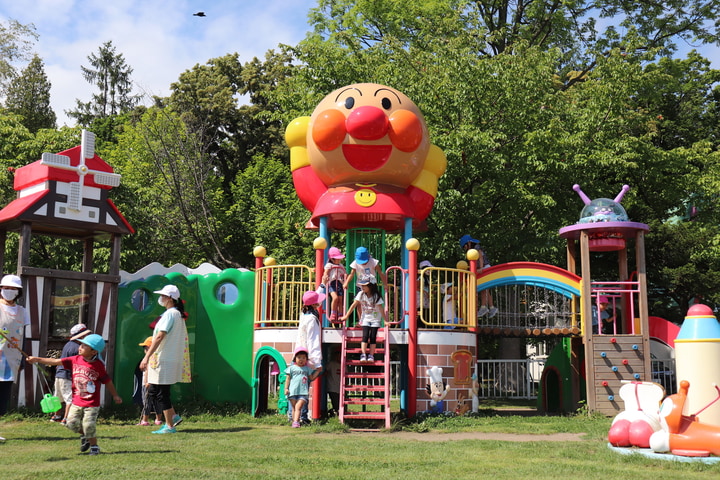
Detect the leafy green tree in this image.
<box><xmin>167</xmin><ymin>51</ymin><xmax>293</xmax><ymax>194</ymax></box>
<box><xmin>271</xmin><ymin>0</ymin><xmax>720</xmax><ymax>322</ymax></box>
<box><xmin>68</xmin><ymin>41</ymin><xmax>140</xmax><ymax>125</ymax></box>
<box><xmin>0</xmin><ymin>19</ymin><xmax>37</xmax><ymax>97</ymax></box>
<box><xmin>5</xmin><ymin>55</ymin><xmax>56</xmax><ymax>132</ymax></box>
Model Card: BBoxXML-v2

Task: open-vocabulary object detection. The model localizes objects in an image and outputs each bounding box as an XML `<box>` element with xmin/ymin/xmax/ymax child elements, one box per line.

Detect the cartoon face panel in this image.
<box><xmin>307</xmin><ymin>83</ymin><xmax>430</xmax><ymax>187</ymax></box>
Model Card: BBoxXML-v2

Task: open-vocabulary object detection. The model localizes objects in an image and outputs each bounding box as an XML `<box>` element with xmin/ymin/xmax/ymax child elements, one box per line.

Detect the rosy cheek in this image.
<box><xmin>312</xmin><ymin>109</ymin><xmax>347</xmax><ymax>151</ymax></box>
<box><xmin>388</xmin><ymin>110</ymin><xmax>423</xmax><ymax>152</ymax></box>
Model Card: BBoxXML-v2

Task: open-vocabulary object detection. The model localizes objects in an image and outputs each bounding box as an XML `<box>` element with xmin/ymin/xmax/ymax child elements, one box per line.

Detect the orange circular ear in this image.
<box><xmin>312</xmin><ymin>109</ymin><xmax>347</xmax><ymax>151</ymax></box>
<box><xmin>388</xmin><ymin>109</ymin><xmax>423</xmax><ymax>152</ymax></box>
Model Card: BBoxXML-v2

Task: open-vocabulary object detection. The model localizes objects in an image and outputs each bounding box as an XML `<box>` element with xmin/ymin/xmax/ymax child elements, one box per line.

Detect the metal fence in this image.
<box><xmin>270</xmin><ymin>357</ymin><xmax>674</xmax><ymax>402</ymax></box>
<box><xmin>652</xmin><ymin>358</ymin><xmax>676</xmax><ymax>395</ymax></box>
<box><xmin>475</xmin><ymin>358</ymin><xmax>546</xmax><ymax>399</ymax></box>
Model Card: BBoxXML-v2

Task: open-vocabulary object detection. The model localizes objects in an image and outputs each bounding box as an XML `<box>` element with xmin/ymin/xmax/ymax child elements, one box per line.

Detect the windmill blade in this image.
<box><xmin>40</xmin><ymin>153</ymin><xmax>72</xmax><ymax>169</ymax></box>
<box><xmin>93</xmin><ymin>172</ymin><xmax>121</xmax><ymax>187</ymax></box>
<box><xmin>67</xmin><ymin>181</ymin><xmax>83</xmax><ymax>211</ymax></box>
<box><xmin>81</xmin><ymin>129</ymin><xmax>95</xmax><ymax>160</ymax></box>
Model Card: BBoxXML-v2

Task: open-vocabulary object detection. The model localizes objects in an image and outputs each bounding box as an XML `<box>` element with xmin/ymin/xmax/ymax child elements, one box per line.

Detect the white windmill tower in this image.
<box><xmin>39</xmin><ymin>129</ymin><xmax>121</xmax><ymax>216</ymax></box>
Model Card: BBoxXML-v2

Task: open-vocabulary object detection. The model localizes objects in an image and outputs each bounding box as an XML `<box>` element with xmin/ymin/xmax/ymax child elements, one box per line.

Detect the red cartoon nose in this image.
<box><xmin>345</xmin><ymin>106</ymin><xmax>389</xmax><ymax>140</ymax></box>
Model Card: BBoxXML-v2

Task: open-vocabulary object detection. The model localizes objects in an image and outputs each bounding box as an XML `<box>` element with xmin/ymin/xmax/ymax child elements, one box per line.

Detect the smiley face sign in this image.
<box><xmin>286</xmin><ymin>83</ymin><xmax>446</xmax><ymax>231</ymax></box>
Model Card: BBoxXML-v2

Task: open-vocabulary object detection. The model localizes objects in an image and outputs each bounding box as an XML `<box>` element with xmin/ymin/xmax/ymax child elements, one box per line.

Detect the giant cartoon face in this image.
<box><xmin>307</xmin><ymin>83</ymin><xmax>430</xmax><ymax>188</ymax></box>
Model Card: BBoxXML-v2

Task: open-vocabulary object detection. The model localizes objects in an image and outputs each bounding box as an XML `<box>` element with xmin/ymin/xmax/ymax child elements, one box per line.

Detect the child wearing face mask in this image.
<box><xmin>0</xmin><ymin>274</ymin><xmax>30</xmax><ymax>443</ymax></box>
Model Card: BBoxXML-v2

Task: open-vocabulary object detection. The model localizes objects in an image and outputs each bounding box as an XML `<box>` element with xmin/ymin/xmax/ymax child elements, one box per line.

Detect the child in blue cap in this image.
<box><xmin>344</xmin><ymin>246</ymin><xmax>387</xmax><ymax>290</ymax></box>
<box><xmin>29</xmin><ymin>334</ymin><xmax>122</xmax><ymax>455</ymax></box>
<box><xmin>460</xmin><ymin>234</ymin><xmax>497</xmax><ymax>318</ymax></box>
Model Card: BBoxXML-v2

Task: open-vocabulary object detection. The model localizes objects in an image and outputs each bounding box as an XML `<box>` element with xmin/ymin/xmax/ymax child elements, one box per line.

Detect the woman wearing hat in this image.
<box><xmin>140</xmin><ymin>285</ymin><xmax>191</xmax><ymax>434</ymax></box>
<box><xmin>0</xmin><ymin>274</ymin><xmax>30</xmax><ymax>442</ymax></box>
<box><xmin>296</xmin><ymin>290</ymin><xmax>325</xmax><ymax>371</ymax></box>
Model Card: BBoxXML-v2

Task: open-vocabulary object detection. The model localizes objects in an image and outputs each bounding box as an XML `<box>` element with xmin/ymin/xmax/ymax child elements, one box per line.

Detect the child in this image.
<box><xmin>322</xmin><ymin>246</ymin><xmax>347</xmax><ymax>321</ymax></box>
<box><xmin>460</xmin><ymin>234</ymin><xmax>498</xmax><ymax>318</ymax></box>
<box><xmin>340</xmin><ymin>275</ymin><xmax>388</xmax><ymax>362</ymax></box>
<box><xmin>284</xmin><ymin>346</ymin><xmax>321</xmax><ymax>428</ymax></box>
<box><xmin>442</xmin><ymin>282</ymin><xmax>464</xmax><ymax>329</ymax></box>
<box><xmin>51</xmin><ymin>323</ymin><xmax>91</xmax><ymax>424</ymax></box>
<box><xmin>28</xmin><ymin>334</ymin><xmax>122</xmax><ymax>455</ymax></box>
<box><xmin>592</xmin><ymin>295</ymin><xmax>616</xmax><ymax>334</ymax></box>
<box><xmin>134</xmin><ymin>337</ymin><xmax>163</xmax><ymax>426</ymax></box>
<box><xmin>344</xmin><ymin>246</ymin><xmax>387</xmax><ymax>291</ymax></box>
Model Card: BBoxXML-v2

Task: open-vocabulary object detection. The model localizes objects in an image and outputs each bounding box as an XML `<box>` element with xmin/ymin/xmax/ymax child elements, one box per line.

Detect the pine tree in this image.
<box><xmin>5</xmin><ymin>54</ymin><xmax>56</xmax><ymax>132</ymax></box>
<box><xmin>67</xmin><ymin>40</ymin><xmax>140</xmax><ymax>125</ymax></box>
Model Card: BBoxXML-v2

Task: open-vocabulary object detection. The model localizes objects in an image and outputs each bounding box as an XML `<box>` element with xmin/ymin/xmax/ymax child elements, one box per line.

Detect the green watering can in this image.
<box><xmin>40</xmin><ymin>393</ymin><xmax>62</xmax><ymax>414</ymax></box>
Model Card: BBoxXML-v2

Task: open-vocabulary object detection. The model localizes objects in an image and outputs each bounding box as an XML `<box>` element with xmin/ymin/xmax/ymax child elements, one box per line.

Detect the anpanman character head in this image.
<box><xmin>307</xmin><ymin>83</ymin><xmax>430</xmax><ymax>188</ymax></box>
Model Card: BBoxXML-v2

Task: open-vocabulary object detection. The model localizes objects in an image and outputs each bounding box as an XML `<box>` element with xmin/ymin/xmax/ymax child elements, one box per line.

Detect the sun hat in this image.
<box><xmin>328</xmin><ymin>246</ymin><xmax>345</xmax><ymax>259</ymax></box>
<box><xmin>0</xmin><ymin>274</ymin><xmax>22</xmax><ymax>289</ymax></box>
<box><xmin>419</xmin><ymin>260</ymin><xmax>434</xmax><ymax>269</ymax></box>
<box><xmin>70</xmin><ymin>323</ymin><xmax>92</xmax><ymax>341</ymax></box>
<box><xmin>459</xmin><ymin>234</ymin><xmax>479</xmax><ymax>248</ymax></box>
<box><xmin>303</xmin><ymin>290</ymin><xmax>326</xmax><ymax>306</ymax></box>
<box><xmin>357</xmin><ymin>275</ymin><xmax>376</xmax><ymax>286</ymax></box>
<box><xmin>293</xmin><ymin>346</ymin><xmax>309</xmax><ymax>361</ymax></box>
<box><xmin>138</xmin><ymin>336</ymin><xmax>153</xmax><ymax>347</ymax></box>
<box><xmin>441</xmin><ymin>282</ymin><xmax>453</xmax><ymax>294</ymax></box>
<box><xmin>153</xmin><ymin>284</ymin><xmax>180</xmax><ymax>300</ymax></box>
<box><xmin>78</xmin><ymin>334</ymin><xmax>105</xmax><ymax>353</ymax></box>
<box><xmin>355</xmin><ymin>246</ymin><xmax>370</xmax><ymax>264</ymax></box>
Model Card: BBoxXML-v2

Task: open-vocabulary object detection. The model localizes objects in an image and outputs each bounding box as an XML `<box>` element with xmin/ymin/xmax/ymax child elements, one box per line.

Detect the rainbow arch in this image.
<box><xmin>476</xmin><ymin>261</ymin><xmax>582</xmax><ymax>297</ymax></box>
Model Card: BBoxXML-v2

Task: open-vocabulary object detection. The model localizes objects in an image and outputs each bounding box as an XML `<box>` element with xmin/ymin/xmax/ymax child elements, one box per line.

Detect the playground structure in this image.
<box><xmin>2</xmin><ymin>87</ymin><xmax>689</xmax><ymax>433</ymax></box>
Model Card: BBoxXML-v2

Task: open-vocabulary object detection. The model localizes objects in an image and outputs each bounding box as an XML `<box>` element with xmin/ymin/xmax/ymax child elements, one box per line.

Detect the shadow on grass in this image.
<box><xmin>177</xmin><ymin>426</ymin><xmax>252</xmax><ymax>434</ymax></box>
<box><xmin>90</xmin><ymin>449</ymin><xmax>180</xmax><ymax>455</ymax></box>
<box><xmin>12</xmin><ymin>435</ymin><xmax>129</xmax><ymax>442</ymax></box>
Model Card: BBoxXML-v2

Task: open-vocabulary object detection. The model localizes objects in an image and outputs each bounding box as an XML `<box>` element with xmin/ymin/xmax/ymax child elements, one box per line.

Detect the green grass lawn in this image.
<box><xmin>1</xmin><ymin>406</ymin><xmax>719</xmax><ymax>479</ymax></box>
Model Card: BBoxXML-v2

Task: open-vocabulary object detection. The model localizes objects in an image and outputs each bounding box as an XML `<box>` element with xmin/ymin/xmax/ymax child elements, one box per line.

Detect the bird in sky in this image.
<box><xmin>193</xmin><ymin>12</ymin><xmax>206</xmax><ymax>17</ymax></box>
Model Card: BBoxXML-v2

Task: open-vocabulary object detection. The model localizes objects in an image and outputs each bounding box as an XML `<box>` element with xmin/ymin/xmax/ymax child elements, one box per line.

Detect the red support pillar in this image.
<box><xmin>466</xmin><ymin>249</ymin><xmax>479</xmax><ymax>333</ymax></box>
<box><xmin>253</xmin><ymin>246</ymin><xmax>266</xmax><ymax>270</ymax></box>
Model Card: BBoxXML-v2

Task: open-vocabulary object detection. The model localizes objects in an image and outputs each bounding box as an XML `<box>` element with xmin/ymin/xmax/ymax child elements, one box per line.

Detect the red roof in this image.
<box><xmin>14</xmin><ymin>146</ymin><xmax>115</xmax><ymax>191</ymax></box>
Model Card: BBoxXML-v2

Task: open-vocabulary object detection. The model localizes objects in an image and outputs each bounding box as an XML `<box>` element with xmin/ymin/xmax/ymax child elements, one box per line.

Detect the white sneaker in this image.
<box><xmin>0</xmin><ymin>435</ymin><xmax>5</xmax><ymax>442</ymax></box>
<box><xmin>488</xmin><ymin>307</ymin><xmax>498</xmax><ymax>318</ymax></box>
<box><xmin>367</xmin><ymin>354</ymin><xmax>374</xmax><ymax>362</ymax></box>
<box><xmin>360</xmin><ymin>354</ymin><xmax>367</xmax><ymax>362</ymax></box>
<box><xmin>477</xmin><ymin>306</ymin><xmax>489</xmax><ymax>317</ymax></box>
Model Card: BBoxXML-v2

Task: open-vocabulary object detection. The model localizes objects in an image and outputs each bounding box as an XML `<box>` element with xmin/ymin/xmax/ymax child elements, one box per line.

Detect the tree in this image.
<box><xmin>5</xmin><ymin>55</ymin><xmax>56</xmax><ymax>132</ymax></box>
<box><xmin>270</xmin><ymin>0</ymin><xmax>720</xmax><ymax>321</ymax></box>
<box><xmin>0</xmin><ymin>19</ymin><xmax>37</xmax><ymax>98</ymax></box>
<box><xmin>167</xmin><ymin>51</ymin><xmax>293</xmax><ymax>194</ymax></box>
<box><xmin>67</xmin><ymin>41</ymin><xmax>140</xmax><ymax>126</ymax></box>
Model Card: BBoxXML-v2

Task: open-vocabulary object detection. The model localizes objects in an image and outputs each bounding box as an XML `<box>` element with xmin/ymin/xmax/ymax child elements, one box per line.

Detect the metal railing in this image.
<box><xmin>254</xmin><ymin>264</ymin><xmax>314</xmax><ymax>327</ymax></box>
<box><xmin>417</xmin><ymin>266</ymin><xmax>476</xmax><ymax>330</ymax></box>
<box><xmin>652</xmin><ymin>358</ymin><xmax>676</xmax><ymax>395</ymax></box>
<box><xmin>475</xmin><ymin>358</ymin><xmax>546</xmax><ymax>399</ymax></box>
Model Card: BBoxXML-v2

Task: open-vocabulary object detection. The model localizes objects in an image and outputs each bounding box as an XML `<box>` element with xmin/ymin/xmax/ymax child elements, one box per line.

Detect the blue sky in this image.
<box><xmin>1</xmin><ymin>1</ymin><xmax>718</xmax><ymax>128</ymax></box>
<box><xmin>0</xmin><ymin>0</ymin><xmax>316</xmax><ymax>126</ymax></box>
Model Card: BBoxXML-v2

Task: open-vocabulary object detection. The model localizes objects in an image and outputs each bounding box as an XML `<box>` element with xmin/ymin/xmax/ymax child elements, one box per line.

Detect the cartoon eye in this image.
<box><xmin>344</xmin><ymin>97</ymin><xmax>355</xmax><ymax>109</ymax></box>
<box><xmin>659</xmin><ymin>397</ymin><xmax>673</xmax><ymax>418</ymax></box>
<box><xmin>381</xmin><ymin>97</ymin><xmax>392</xmax><ymax>110</ymax></box>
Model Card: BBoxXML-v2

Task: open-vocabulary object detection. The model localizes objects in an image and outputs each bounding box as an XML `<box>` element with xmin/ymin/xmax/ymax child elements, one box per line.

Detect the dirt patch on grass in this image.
<box><xmin>384</xmin><ymin>431</ymin><xmax>586</xmax><ymax>442</ymax></box>
<box><xmin>338</xmin><ymin>431</ymin><xmax>586</xmax><ymax>442</ymax></box>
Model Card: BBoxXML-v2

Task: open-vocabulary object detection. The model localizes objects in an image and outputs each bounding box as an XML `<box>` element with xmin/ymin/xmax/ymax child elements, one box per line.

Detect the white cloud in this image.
<box><xmin>1</xmin><ymin>0</ymin><xmax>315</xmax><ymax>126</ymax></box>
